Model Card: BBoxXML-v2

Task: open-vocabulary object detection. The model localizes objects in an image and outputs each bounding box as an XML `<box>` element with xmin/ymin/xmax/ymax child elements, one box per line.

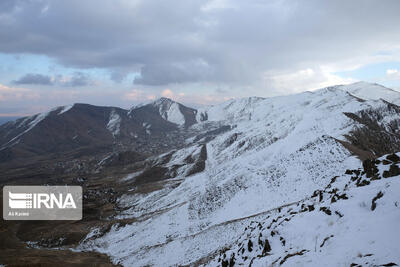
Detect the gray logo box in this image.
<box><xmin>3</xmin><ymin>186</ymin><xmax>82</xmax><ymax>220</ymax></box>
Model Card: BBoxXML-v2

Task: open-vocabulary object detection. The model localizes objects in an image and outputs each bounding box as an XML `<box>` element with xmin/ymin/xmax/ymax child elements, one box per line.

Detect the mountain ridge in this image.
<box><xmin>61</xmin><ymin>81</ymin><xmax>400</xmax><ymax>266</ymax></box>
<box><xmin>2</xmin><ymin>81</ymin><xmax>400</xmax><ymax>266</ymax></box>
<box><xmin>1</xmin><ymin>81</ymin><xmax>400</xmax><ymax>163</ymax></box>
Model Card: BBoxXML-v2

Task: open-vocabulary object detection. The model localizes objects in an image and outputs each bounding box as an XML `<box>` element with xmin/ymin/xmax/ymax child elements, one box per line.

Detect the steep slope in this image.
<box><xmin>209</xmin><ymin>153</ymin><xmax>400</xmax><ymax>266</ymax></box>
<box><xmin>76</xmin><ymin>84</ymin><xmax>400</xmax><ymax>266</ymax></box>
<box><xmin>0</xmin><ymin>104</ymin><xmax>120</xmax><ymax>161</ymax></box>
<box><xmin>0</xmin><ymin>98</ymin><xmax>197</xmax><ymax>162</ymax></box>
<box><xmin>129</xmin><ymin>97</ymin><xmax>197</xmax><ymax>127</ymax></box>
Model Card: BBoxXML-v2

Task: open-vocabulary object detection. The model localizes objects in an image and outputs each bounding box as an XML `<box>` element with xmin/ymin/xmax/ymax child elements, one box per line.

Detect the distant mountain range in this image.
<box><xmin>0</xmin><ymin>97</ymin><xmax>197</xmax><ymax>161</ymax></box>
<box><xmin>1</xmin><ymin>81</ymin><xmax>399</xmax><ymax>163</ymax></box>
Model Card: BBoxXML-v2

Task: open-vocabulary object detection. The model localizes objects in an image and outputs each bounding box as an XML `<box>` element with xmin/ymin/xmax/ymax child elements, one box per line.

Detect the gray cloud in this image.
<box><xmin>12</xmin><ymin>73</ymin><xmax>53</xmax><ymax>85</ymax></box>
<box><xmin>62</xmin><ymin>72</ymin><xmax>91</xmax><ymax>87</ymax></box>
<box><xmin>0</xmin><ymin>0</ymin><xmax>28</xmax><ymax>14</ymax></box>
<box><xmin>1</xmin><ymin>0</ymin><xmax>400</xmax><ymax>87</ymax></box>
<box><xmin>134</xmin><ymin>60</ymin><xmax>215</xmax><ymax>85</ymax></box>
<box><xmin>12</xmin><ymin>72</ymin><xmax>91</xmax><ymax>87</ymax></box>
<box><xmin>110</xmin><ymin>71</ymin><xmax>127</xmax><ymax>83</ymax></box>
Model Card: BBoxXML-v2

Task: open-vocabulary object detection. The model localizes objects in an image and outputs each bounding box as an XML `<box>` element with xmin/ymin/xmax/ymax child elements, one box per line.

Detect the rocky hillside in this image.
<box><xmin>0</xmin><ymin>98</ymin><xmax>196</xmax><ymax>162</ymax></box>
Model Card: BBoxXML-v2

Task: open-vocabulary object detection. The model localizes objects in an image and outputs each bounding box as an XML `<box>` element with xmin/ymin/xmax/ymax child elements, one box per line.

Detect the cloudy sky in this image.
<box><xmin>1</xmin><ymin>0</ymin><xmax>400</xmax><ymax>116</ymax></box>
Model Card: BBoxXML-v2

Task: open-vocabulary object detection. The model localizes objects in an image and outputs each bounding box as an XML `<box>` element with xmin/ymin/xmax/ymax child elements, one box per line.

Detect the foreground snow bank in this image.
<box><xmin>211</xmin><ymin>153</ymin><xmax>400</xmax><ymax>267</ymax></box>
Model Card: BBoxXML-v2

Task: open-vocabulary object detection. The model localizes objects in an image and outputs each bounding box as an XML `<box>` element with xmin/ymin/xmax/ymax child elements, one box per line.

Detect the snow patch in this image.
<box><xmin>58</xmin><ymin>104</ymin><xmax>74</xmax><ymax>115</ymax></box>
<box><xmin>1</xmin><ymin>110</ymin><xmax>51</xmax><ymax>148</ymax></box>
<box><xmin>152</xmin><ymin>98</ymin><xmax>186</xmax><ymax>125</ymax></box>
<box><xmin>166</xmin><ymin>102</ymin><xmax>185</xmax><ymax>125</ymax></box>
<box><xmin>107</xmin><ymin>109</ymin><xmax>121</xmax><ymax>137</ymax></box>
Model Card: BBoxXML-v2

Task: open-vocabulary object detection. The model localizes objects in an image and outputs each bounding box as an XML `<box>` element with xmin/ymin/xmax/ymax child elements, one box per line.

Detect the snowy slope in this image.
<box><xmin>107</xmin><ymin>109</ymin><xmax>121</xmax><ymax>137</ymax></box>
<box><xmin>152</xmin><ymin>97</ymin><xmax>193</xmax><ymax>125</ymax></box>
<box><xmin>196</xmin><ymin>96</ymin><xmax>265</xmax><ymax>122</ymax></box>
<box><xmin>338</xmin><ymin>81</ymin><xmax>400</xmax><ymax>105</ymax></box>
<box><xmin>77</xmin><ymin>83</ymin><xmax>400</xmax><ymax>266</ymax></box>
<box><xmin>209</xmin><ymin>153</ymin><xmax>400</xmax><ymax>267</ymax></box>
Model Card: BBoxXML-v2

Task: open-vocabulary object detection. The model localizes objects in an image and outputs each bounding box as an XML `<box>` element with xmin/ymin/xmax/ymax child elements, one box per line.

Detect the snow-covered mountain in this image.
<box><xmin>339</xmin><ymin>81</ymin><xmax>400</xmax><ymax>105</ymax></box>
<box><xmin>71</xmin><ymin>82</ymin><xmax>400</xmax><ymax>266</ymax></box>
<box><xmin>1</xmin><ymin>82</ymin><xmax>400</xmax><ymax>266</ymax></box>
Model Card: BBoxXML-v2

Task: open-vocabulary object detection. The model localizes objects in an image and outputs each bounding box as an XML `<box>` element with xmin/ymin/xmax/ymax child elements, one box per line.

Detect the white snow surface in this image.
<box><xmin>107</xmin><ymin>109</ymin><xmax>121</xmax><ymax>137</ymax></box>
<box><xmin>153</xmin><ymin>98</ymin><xmax>186</xmax><ymax>125</ymax></box>
<box><xmin>338</xmin><ymin>81</ymin><xmax>400</xmax><ymax>104</ymax></box>
<box><xmin>207</xmin><ymin>153</ymin><xmax>400</xmax><ymax>267</ymax></box>
<box><xmin>196</xmin><ymin>96</ymin><xmax>265</xmax><ymax>122</ymax></box>
<box><xmin>58</xmin><ymin>104</ymin><xmax>74</xmax><ymax>115</ymax></box>
<box><xmin>166</xmin><ymin>102</ymin><xmax>186</xmax><ymax>125</ymax></box>
<box><xmin>75</xmin><ymin>83</ymin><xmax>400</xmax><ymax>266</ymax></box>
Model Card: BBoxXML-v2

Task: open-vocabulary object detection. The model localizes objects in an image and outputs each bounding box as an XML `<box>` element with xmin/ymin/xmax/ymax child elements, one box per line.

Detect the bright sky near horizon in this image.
<box><xmin>1</xmin><ymin>0</ymin><xmax>400</xmax><ymax>116</ymax></box>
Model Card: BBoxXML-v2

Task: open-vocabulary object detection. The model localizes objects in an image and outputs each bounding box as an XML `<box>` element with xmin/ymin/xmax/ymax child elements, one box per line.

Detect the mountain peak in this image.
<box><xmin>152</xmin><ymin>97</ymin><xmax>176</xmax><ymax>106</ymax></box>
<box><xmin>127</xmin><ymin>97</ymin><xmax>197</xmax><ymax>126</ymax></box>
<box><xmin>309</xmin><ymin>82</ymin><xmax>400</xmax><ymax>105</ymax></box>
<box><xmin>343</xmin><ymin>81</ymin><xmax>390</xmax><ymax>90</ymax></box>
<box><xmin>338</xmin><ymin>81</ymin><xmax>400</xmax><ymax>104</ymax></box>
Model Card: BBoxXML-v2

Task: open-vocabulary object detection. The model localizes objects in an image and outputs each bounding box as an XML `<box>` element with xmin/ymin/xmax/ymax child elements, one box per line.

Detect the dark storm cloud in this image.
<box><xmin>12</xmin><ymin>73</ymin><xmax>53</xmax><ymax>85</ymax></box>
<box><xmin>1</xmin><ymin>0</ymin><xmax>400</xmax><ymax>86</ymax></box>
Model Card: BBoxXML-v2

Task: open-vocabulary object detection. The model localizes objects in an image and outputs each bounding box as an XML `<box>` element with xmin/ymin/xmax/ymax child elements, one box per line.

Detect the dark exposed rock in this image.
<box><xmin>279</xmin><ymin>237</ymin><xmax>286</xmax><ymax>247</ymax></box>
<box><xmin>320</xmin><ymin>207</ymin><xmax>332</xmax><ymax>215</ymax></box>
<box><xmin>185</xmin><ymin>144</ymin><xmax>208</xmax><ymax>177</ymax></box>
<box><xmin>382</xmin><ymin>159</ymin><xmax>392</xmax><ymax>165</ymax></box>
<box><xmin>319</xmin><ymin>191</ymin><xmax>323</xmax><ymax>202</ymax></box>
<box><xmin>386</xmin><ymin>153</ymin><xmax>400</xmax><ymax>163</ymax></box>
<box><xmin>383</xmin><ymin>164</ymin><xmax>400</xmax><ymax>178</ymax></box>
<box><xmin>335</xmin><ymin>211</ymin><xmax>344</xmax><ymax>218</ymax></box>
<box><xmin>247</xmin><ymin>239</ymin><xmax>253</xmax><ymax>252</ymax></box>
<box><xmin>262</xmin><ymin>239</ymin><xmax>272</xmax><ymax>254</ymax></box>
<box><xmin>279</xmin><ymin>249</ymin><xmax>308</xmax><ymax>265</ymax></box>
<box><xmin>356</xmin><ymin>179</ymin><xmax>370</xmax><ymax>187</ymax></box>
<box><xmin>363</xmin><ymin>159</ymin><xmax>379</xmax><ymax>178</ymax></box>
<box><xmin>320</xmin><ymin>235</ymin><xmax>334</xmax><ymax>247</ymax></box>
<box><xmin>371</xmin><ymin>191</ymin><xmax>384</xmax><ymax>211</ymax></box>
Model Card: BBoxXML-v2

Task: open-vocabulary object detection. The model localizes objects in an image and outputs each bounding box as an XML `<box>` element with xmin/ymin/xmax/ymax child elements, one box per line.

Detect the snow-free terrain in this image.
<box><xmin>74</xmin><ymin>83</ymin><xmax>400</xmax><ymax>266</ymax></box>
